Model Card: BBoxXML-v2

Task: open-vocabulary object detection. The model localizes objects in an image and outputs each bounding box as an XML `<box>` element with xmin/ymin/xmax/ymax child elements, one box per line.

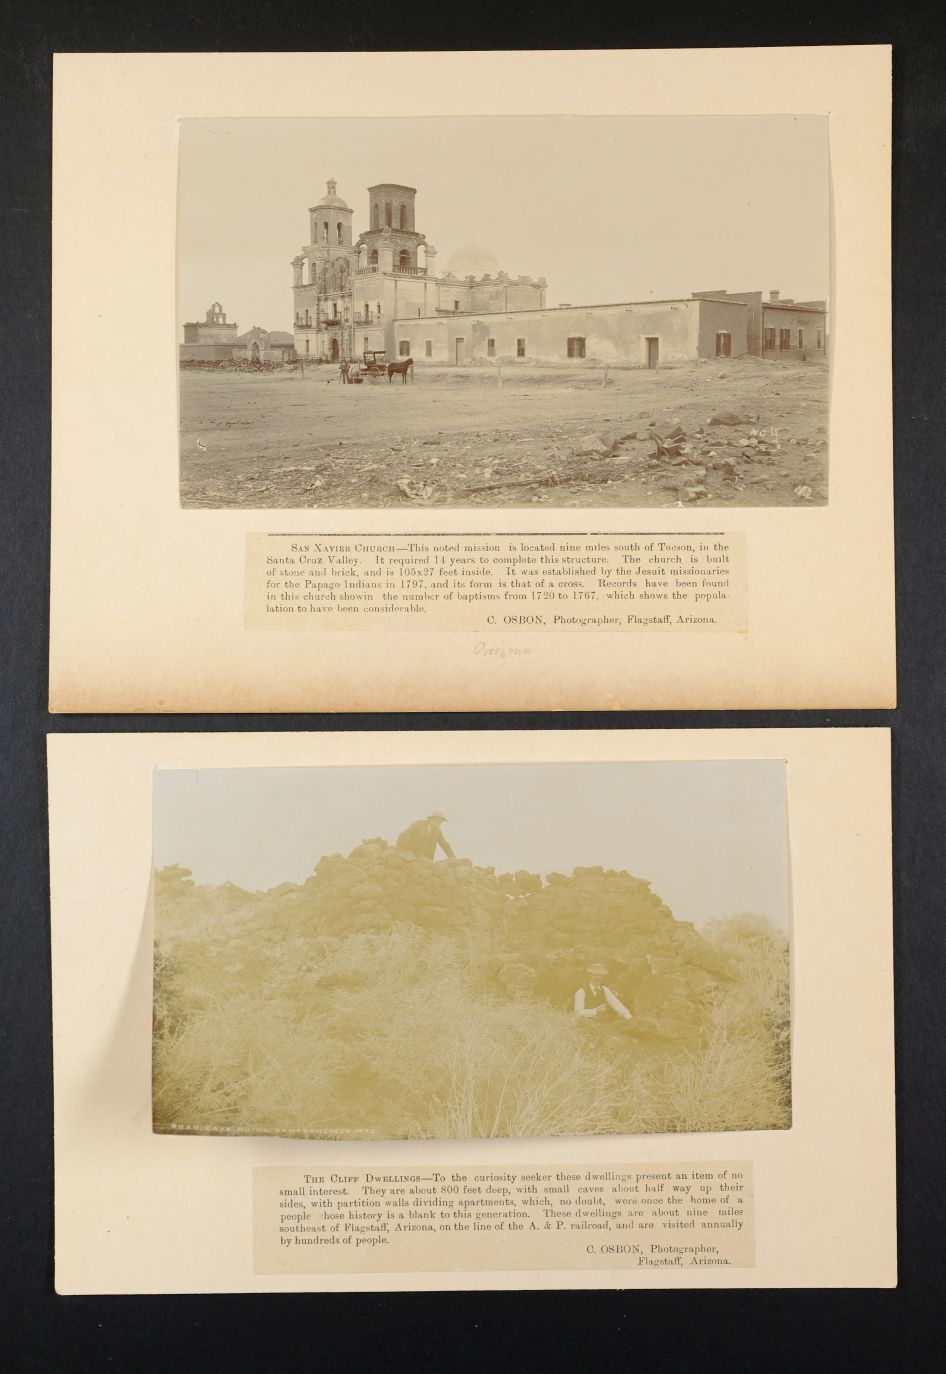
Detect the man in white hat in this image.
<box><xmin>574</xmin><ymin>963</ymin><xmax>632</xmax><ymax>1020</ymax></box>
<box><xmin>395</xmin><ymin>811</ymin><xmax>456</xmax><ymax>861</ymax></box>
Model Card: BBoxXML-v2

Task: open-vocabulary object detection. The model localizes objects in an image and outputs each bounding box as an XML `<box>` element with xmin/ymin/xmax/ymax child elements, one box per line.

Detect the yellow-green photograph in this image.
<box><xmin>152</xmin><ymin>761</ymin><xmax>791</xmax><ymax>1140</ymax></box>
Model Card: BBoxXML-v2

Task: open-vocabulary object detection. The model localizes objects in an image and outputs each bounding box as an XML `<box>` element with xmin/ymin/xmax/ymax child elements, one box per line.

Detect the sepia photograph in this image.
<box><xmin>152</xmin><ymin>760</ymin><xmax>792</xmax><ymax>1141</ymax></box>
<box><xmin>178</xmin><ymin>116</ymin><xmax>829</xmax><ymax>510</ymax></box>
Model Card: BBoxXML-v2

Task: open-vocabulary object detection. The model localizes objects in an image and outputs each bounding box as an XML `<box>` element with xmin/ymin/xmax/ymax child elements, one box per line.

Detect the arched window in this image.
<box><xmin>336</xmin><ymin>222</ymin><xmax>343</xmax><ymax>243</ymax></box>
<box><xmin>309</xmin><ymin>261</ymin><xmax>317</xmax><ymax>284</ymax></box>
<box><xmin>399</xmin><ymin>203</ymin><xmax>407</xmax><ymax>230</ymax></box>
<box><xmin>371</xmin><ymin>203</ymin><xmax>379</xmax><ymax>229</ymax></box>
<box><xmin>385</xmin><ymin>201</ymin><xmax>393</xmax><ymax>227</ymax></box>
<box><xmin>399</xmin><ymin>249</ymin><xmax>410</xmax><ymax>269</ymax></box>
<box><xmin>369</xmin><ymin>249</ymin><xmax>378</xmax><ymax>266</ymax></box>
<box><xmin>332</xmin><ymin>302</ymin><xmax>338</xmax><ymax>320</ymax></box>
<box><xmin>322</xmin><ymin>221</ymin><xmax>329</xmax><ymax>243</ymax></box>
<box><xmin>364</xmin><ymin>303</ymin><xmax>369</xmax><ymax>321</ymax></box>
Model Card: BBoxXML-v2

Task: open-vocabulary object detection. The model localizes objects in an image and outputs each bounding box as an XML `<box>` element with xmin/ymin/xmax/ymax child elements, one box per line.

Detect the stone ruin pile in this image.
<box><xmin>252</xmin><ymin>839</ymin><xmax>733</xmax><ymax>1040</ymax></box>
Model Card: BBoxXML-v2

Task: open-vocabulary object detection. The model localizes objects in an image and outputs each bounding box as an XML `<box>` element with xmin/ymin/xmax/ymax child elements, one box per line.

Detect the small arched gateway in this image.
<box><xmin>330</xmin><ymin>337</ymin><xmax>340</xmax><ymax>362</ymax></box>
<box><xmin>251</xmin><ymin>340</ymin><xmax>261</xmax><ymax>362</ymax></box>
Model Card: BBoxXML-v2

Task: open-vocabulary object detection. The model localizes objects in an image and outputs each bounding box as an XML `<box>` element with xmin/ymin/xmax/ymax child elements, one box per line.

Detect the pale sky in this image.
<box><xmin>153</xmin><ymin>760</ymin><xmax>790</xmax><ymax>931</ymax></box>
<box><xmin>178</xmin><ymin>115</ymin><xmax>829</xmax><ymax>335</ymax></box>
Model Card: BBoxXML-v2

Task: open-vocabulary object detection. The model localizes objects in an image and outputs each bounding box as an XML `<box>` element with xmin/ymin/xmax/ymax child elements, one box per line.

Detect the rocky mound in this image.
<box><xmin>219</xmin><ymin>840</ymin><xmax>734</xmax><ymax>1041</ymax></box>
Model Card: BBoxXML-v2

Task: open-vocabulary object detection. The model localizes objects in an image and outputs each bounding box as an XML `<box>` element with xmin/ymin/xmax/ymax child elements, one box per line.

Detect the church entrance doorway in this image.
<box><xmin>455</xmin><ymin>337</ymin><xmax>465</xmax><ymax>366</ymax></box>
<box><xmin>330</xmin><ymin>337</ymin><xmax>340</xmax><ymax>362</ymax></box>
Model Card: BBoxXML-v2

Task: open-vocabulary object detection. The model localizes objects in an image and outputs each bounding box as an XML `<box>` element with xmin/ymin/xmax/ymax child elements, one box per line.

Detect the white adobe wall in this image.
<box><xmin>392</xmin><ymin>300</ymin><xmax>703</xmax><ymax>365</ymax></box>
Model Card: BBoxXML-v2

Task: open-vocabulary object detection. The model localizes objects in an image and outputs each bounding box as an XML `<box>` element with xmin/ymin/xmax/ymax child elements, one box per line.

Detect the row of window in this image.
<box><xmin>312</xmin><ymin>327</ymin><xmax>824</xmax><ymax>362</ymax></box>
<box><xmin>297</xmin><ymin>302</ymin><xmax>345</xmax><ymax>325</ymax></box>
<box><xmin>393</xmin><ymin>337</ymin><xmax>534</xmax><ymax>358</ymax></box>
<box><xmin>366</xmin><ymin>248</ymin><xmax>412</xmax><ymax>267</ymax></box>
<box><xmin>392</xmin><ymin>336</ymin><xmax>662</xmax><ymax>365</ymax></box>
<box><xmin>304</xmin><ymin>248</ymin><xmax>413</xmax><ymax>278</ymax></box>
<box><xmin>763</xmin><ymin>326</ymin><xmax>824</xmax><ymax>351</ymax></box>
<box><xmin>371</xmin><ymin>201</ymin><xmax>410</xmax><ymax>231</ymax></box>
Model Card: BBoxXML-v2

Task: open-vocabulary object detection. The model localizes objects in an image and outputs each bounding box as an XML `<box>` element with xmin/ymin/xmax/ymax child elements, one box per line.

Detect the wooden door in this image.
<box><xmin>646</xmin><ymin>337</ymin><xmax>659</xmax><ymax>369</ymax></box>
<box><xmin>455</xmin><ymin>337</ymin><xmax>465</xmax><ymax>365</ymax></box>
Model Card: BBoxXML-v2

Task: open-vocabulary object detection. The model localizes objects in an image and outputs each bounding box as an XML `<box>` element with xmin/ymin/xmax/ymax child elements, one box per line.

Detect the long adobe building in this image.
<box><xmin>291</xmin><ymin>180</ymin><xmax>826</xmax><ymax>368</ymax></box>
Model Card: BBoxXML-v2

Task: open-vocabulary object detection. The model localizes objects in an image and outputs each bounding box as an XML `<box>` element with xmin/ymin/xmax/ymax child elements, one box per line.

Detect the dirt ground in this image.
<box><xmin>178</xmin><ymin>357</ymin><xmax>829</xmax><ymax>509</ymax></box>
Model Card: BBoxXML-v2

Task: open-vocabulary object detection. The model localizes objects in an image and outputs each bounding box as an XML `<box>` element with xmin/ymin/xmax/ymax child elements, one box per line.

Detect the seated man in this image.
<box><xmin>395</xmin><ymin>811</ymin><xmax>455</xmax><ymax>861</ymax></box>
<box><xmin>574</xmin><ymin>963</ymin><xmax>632</xmax><ymax>1020</ymax></box>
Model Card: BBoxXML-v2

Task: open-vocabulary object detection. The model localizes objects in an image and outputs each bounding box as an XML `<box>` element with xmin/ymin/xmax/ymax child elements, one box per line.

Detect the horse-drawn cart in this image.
<box><xmin>362</xmin><ymin>350</ymin><xmax>388</xmax><ymax>382</ymax></box>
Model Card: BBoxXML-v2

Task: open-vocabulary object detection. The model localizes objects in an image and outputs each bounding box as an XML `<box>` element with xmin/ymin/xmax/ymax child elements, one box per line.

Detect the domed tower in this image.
<box><xmin>309</xmin><ymin>178</ymin><xmax>354</xmax><ymax>252</ymax></box>
<box><xmin>292</xmin><ymin>180</ymin><xmax>358</xmax><ymax>362</ymax></box>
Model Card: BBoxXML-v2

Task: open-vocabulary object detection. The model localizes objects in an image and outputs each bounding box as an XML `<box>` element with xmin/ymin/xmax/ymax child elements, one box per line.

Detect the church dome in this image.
<box><xmin>315</xmin><ymin>178</ymin><xmax>349</xmax><ymax>210</ymax></box>
<box><xmin>446</xmin><ymin>244</ymin><xmax>500</xmax><ymax>277</ymax></box>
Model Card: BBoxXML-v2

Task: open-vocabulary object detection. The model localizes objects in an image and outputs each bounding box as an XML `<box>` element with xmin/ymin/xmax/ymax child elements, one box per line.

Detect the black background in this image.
<box><xmin>1</xmin><ymin>4</ymin><xmax>944</xmax><ymax>1369</ymax></box>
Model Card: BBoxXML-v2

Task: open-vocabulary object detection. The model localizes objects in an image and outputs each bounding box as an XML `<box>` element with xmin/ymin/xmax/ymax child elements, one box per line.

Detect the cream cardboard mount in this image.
<box><xmin>48</xmin><ymin>47</ymin><xmax>893</xmax><ymax>713</ymax></box>
<box><xmin>48</xmin><ymin>727</ymin><xmax>895</xmax><ymax>1293</ymax></box>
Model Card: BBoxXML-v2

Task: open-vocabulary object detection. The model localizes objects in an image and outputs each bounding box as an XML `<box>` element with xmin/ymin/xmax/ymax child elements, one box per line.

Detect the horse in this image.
<box><xmin>387</xmin><ymin>357</ymin><xmax>414</xmax><ymax>383</ymax></box>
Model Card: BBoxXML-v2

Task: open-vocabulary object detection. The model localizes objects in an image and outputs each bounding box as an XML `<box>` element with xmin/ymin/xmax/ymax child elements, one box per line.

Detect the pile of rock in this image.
<box><xmin>637</xmin><ymin>413</ymin><xmax>784</xmax><ymax>503</ymax></box>
<box><xmin>547</xmin><ymin>408</ymin><xmax>826</xmax><ymax>507</ymax></box>
<box><xmin>291</xmin><ymin>839</ymin><xmax>509</xmax><ymax>936</ymax></box>
<box><xmin>490</xmin><ymin>864</ymin><xmax>730</xmax><ymax>1037</ymax></box>
<box><xmin>235</xmin><ymin>842</ymin><xmax>735</xmax><ymax>1040</ymax></box>
<box><xmin>158</xmin><ymin>841</ymin><xmax>737</xmax><ymax>1041</ymax></box>
<box><xmin>179</xmin><ymin>357</ymin><xmax>288</xmax><ymax>372</ymax></box>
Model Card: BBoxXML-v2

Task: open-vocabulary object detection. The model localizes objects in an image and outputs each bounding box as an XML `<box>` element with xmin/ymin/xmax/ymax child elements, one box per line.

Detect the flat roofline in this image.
<box><xmin>394</xmin><ymin>296</ymin><xmax>745</xmax><ymax>323</ymax></box>
<box><xmin>367</xmin><ymin>183</ymin><xmax>417</xmax><ymax>193</ymax></box>
<box><xmin>762</xmin><ymin>302</ymin><xmax>827</xmax><ymax>314</ymax></box>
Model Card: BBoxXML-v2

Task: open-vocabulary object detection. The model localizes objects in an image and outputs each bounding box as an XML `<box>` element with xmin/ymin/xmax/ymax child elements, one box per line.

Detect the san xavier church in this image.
<box><xmin>291</xmin><ymin>179</ymin><xmax>546</xmax><ymax>364</ymax></box>
<box><xmin>292</xmin><ymin>179</ymin><xmax>826</xmax><ymax>369</ymax></box>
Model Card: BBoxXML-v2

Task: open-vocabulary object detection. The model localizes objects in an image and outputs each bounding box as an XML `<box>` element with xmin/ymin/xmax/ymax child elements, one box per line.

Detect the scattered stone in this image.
<box><xmin>396</xmin><ymin>478</ymin><xmax>434</xmax><ymax>500</ymax></box>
